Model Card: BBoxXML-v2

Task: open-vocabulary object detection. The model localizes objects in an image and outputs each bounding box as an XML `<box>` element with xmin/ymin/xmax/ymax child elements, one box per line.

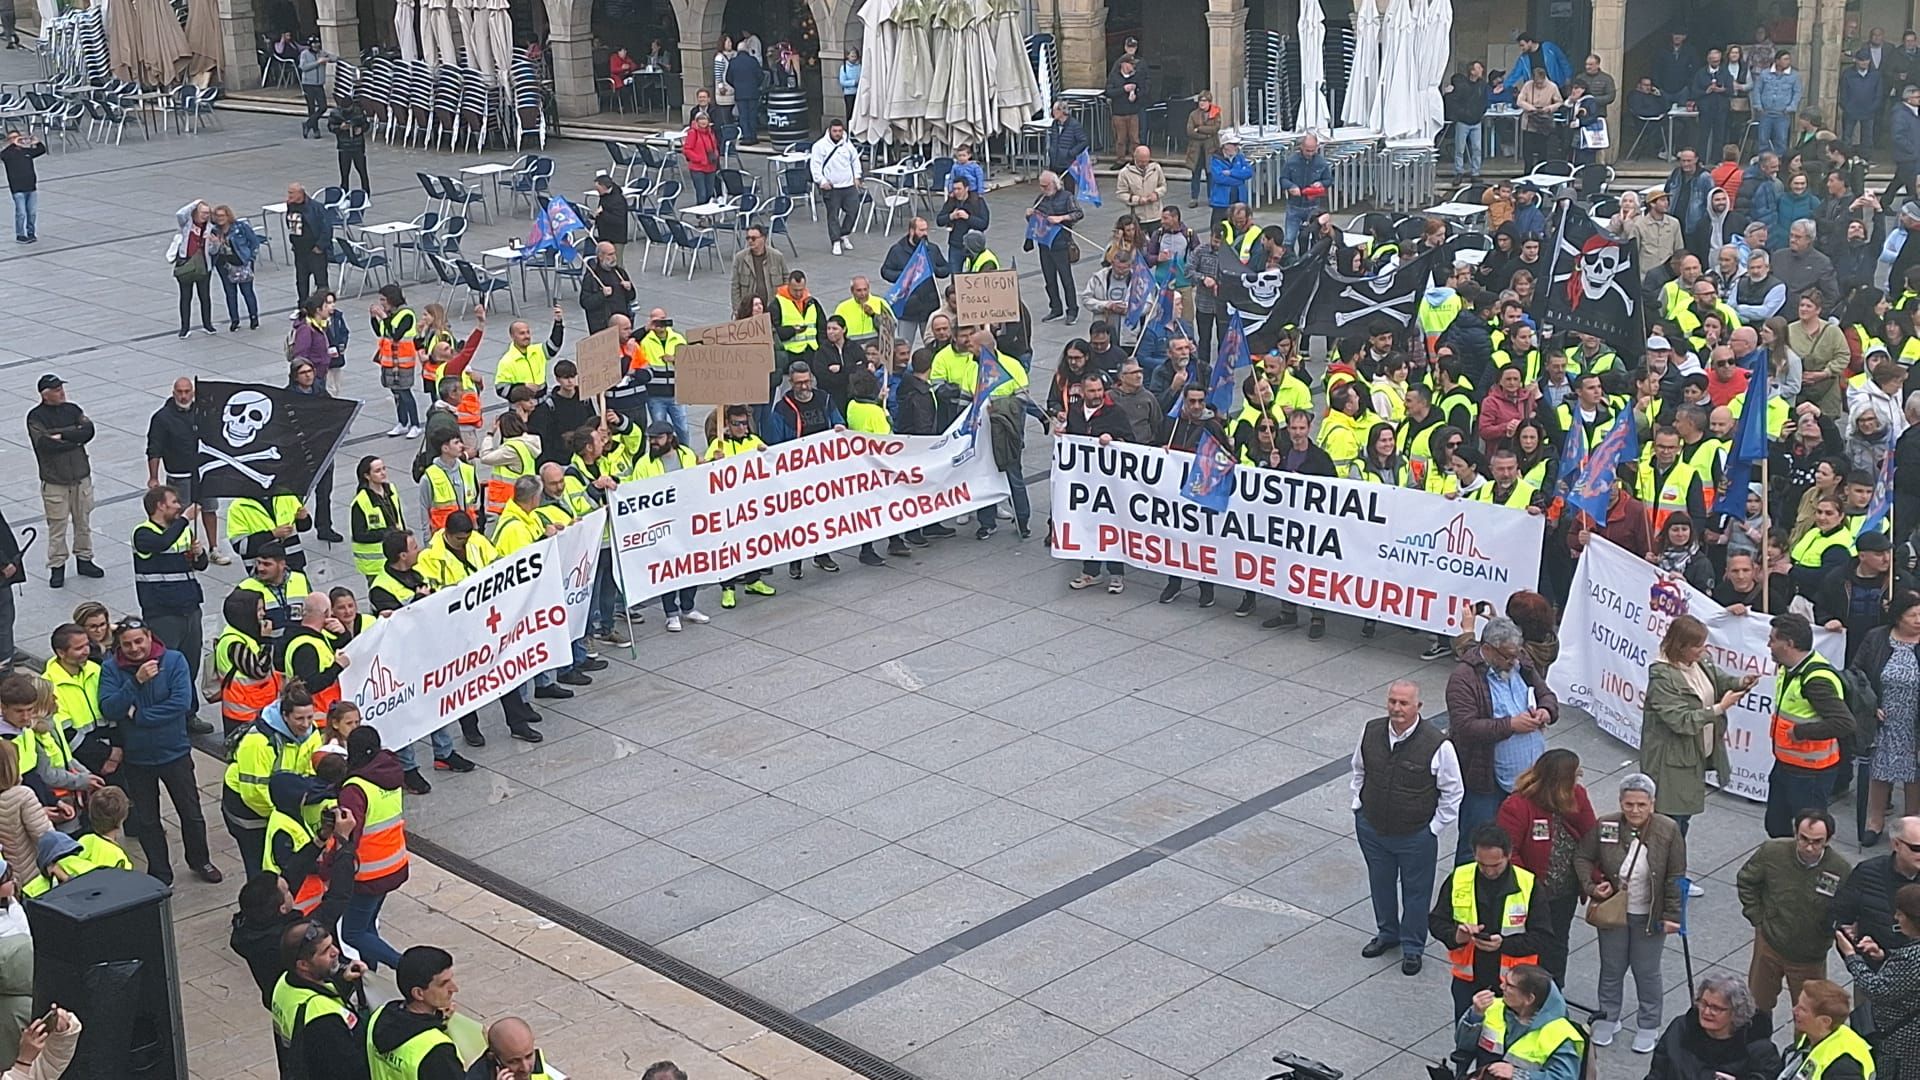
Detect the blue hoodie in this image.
<box><xmin>1455</xmin><ymin>982</ymin><xmax>1583</xmax><ymax>1080</ymax></box>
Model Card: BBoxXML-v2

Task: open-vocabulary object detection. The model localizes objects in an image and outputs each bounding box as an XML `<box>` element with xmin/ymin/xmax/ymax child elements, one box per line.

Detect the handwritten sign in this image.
<box><xmin>574</xmin><ymin>327</ymin><xmax>626</xmax><ymax>400</ymax></box>
<box><xmin>685</xmin><ymin>313</ymin><xmax>775</xmax><ymax>348</ymax></box>
<box><xmin>954</xmin><ymin>270</ymin><xmax>1021</xmax><ymax>326</ymax></box>
<box><xmin>675</xmin><ymin>343</ymin><xmax>774</xmax><ymax>405</ymax></box>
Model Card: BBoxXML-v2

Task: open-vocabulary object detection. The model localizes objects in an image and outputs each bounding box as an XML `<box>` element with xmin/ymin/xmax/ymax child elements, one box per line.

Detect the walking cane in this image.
<box><xmin>1679</xmin><ymin>873</ymin><xmax>1697</xmax><ymax>997</ymax></box>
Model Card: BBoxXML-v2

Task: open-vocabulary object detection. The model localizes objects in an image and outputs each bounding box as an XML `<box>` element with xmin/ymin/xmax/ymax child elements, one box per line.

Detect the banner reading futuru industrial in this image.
<box><xmin>1047</xmin><ymin>436</ymin><xmax>1546</xmax><ymax>633</ymax></box>
<box><xmin>609</xmin><ymin>427</ymin><xmax>1011</xmax><ymax>592</ymax></box>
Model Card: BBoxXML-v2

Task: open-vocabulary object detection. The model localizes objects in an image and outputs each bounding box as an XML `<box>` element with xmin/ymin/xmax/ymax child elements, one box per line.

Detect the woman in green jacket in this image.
<box><xmin>1640</xmin><ymin>614</ymin><xmax>1758</xmax><ymax>836</ymax></box>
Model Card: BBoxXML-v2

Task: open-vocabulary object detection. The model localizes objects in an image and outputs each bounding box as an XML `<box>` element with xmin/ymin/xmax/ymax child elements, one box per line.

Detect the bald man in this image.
<box><xmin>147</xmin><ymin>375</ymin><xmax>230</xmax><ymax>562</ymax></box>
<box><xmin>465</xmin><ymin>1016</ymin><xmax>545</xmax><ymax>1080</ymax></box>
<box><xmin>1280</xmin><ymin>133</ymin><xmax>1332</xmax><ymax>253</ymax></box>
<box><xmin>580</xmin><ymin>240</ymin><xmax>635</xmax><ymax>334</ymax></box>
<box><xmin>1351</xmin><ymin>678</ymin><xmax>1462</xmax><ymax>976</ymax></box>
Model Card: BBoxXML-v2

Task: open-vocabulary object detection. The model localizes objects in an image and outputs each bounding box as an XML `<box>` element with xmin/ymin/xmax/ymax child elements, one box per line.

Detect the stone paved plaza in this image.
<box><xmin>0</xmin><ymin>51</ymin><xmax>1874</xmax><ymax>1080</ymax></box>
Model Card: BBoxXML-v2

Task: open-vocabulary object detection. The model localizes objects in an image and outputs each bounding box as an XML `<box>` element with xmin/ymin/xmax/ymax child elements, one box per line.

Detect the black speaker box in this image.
<box><xmin>24</xmin><ymin>869</ymin><xmax>187</xmax><ymax>1080</ymax></box>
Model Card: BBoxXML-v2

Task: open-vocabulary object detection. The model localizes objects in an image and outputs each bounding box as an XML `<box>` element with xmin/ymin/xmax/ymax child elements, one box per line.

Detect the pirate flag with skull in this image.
<box><xmin>1541</xmin><ymin>198</ymin><xmax>1643</xmax><ymax>352</ymax></box>
<box><xmin>192</xmin><ymin>381</ymin><xmax>360</xmax><ymax>501</ymax></box>
<box><xmin>1301</xmin><ymin>247</ymin><xmax>1442</xmax><ymax>338</ymax></box>
<box><xmin>1215</xmin><ymin>239</ymin><xmax>1327</xmax><ymax>354</ymax></box>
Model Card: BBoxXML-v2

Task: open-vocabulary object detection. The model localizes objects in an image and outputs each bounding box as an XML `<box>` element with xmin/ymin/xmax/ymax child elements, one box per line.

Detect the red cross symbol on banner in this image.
<box><xmin>484</xmin><ymin>608</ymin><xmax>503</xmax><ymax>635</ymax></box>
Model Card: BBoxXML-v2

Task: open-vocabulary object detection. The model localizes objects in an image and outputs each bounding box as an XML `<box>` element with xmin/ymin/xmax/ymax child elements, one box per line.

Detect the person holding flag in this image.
<box><xmin>1081</xmin><ymin>250</ymin><xmax>1154</xmax><ymax>360</ymax></box>
<box><xmin>880</xmin><ymin>218</ymin><xmax>948</xmax><ymax>345</ymax></box>
<box><xmin>1045</xmin><ymin>101</ymin><xmax>1090</xmax><ymax>185</ymax></box>
<box><xmin>1068</xmin><ymin>149</ymin><xmax>1103</xmax><ymax>208</ymax></box>
<box><xmin>1028</xmin><ymin>171</ymin><xmax>1085</xmax><ymax>325</ymax></box>
<box><xmin>1157</xmin><ymin>383</ymin><xmax>1231</xmax><ymax>608</ymax></box>
<box><xmin>945</xmin><ymin>328</ymin><xmax>1031</xmax><ymax>540</ymax></box>
<box><xmin>523</xmin><ymin>196</ymin><xmax>586</xmax><ymax>257</ymax></box>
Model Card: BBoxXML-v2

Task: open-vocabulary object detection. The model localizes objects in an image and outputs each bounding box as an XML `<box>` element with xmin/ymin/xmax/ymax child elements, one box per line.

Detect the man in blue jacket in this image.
<box><xmin>1750</xmin><ymin>51</ymin><xmax>1802</xmax><ymax>157</ymax></box>
<box><xmin>1840</xmin><ymin>51</ymin><xmax>1883</xmax><ymax>154</ymax></box>
<box><xmin>1207</xmin><ymin>138</ymin><xmax>1253</xmax><ymax>228</ymax></box>
<box><xmin>1890</xmin><ymin>83</ymin><xmax>1920</xmax><ymax>206</ymax></box>
<box><xmin>726</xmin><ymin>47</ymin><xmax>763</xmax><ymax>144</ymax></box>
<box><xmin>1279</xmin><ymin>134</ymin><xmax>1332</xmax><ymax>252</ymax></box>
<box><xmin>99</xmin><ymin>618</ymin><xmax>220</xmax><ymax>885</ymax></box>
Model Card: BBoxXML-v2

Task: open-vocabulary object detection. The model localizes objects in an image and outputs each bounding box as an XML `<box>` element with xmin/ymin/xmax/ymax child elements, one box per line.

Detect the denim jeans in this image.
<box><xmin>590</xmin><ymin>548</ymin><xmax>621</xmax><ymax>635</ymax></box>
<box><xmin>736</xmin><ymin>96</ymin><xmax>758</xmax><ymax>141</ymax></box>
<box><xmin>1845</xmin><ymin>114</ymin><xmax>1877</xmax><ymax>151</ymax></box>
<box><xmin>1455</xmin><ymin>785</ymin><xmax>1509</xmax><ymax>863</ymax></box>
<box><xmin>1283</xmin><ymin>204</ymin><xmax>1314</xmax><ymax>252</ymax></box>
<box><xmin>11</xmin><ymin>190</ymin><xmax>35</xmax><ymax>239</ymax></box>
<box><xmin>220</xmin><ymin>276</ymin><xmax>259</xmax><ymax>323</ymax></box>
<box><xmin>689</xmin><ymin>170</ymin><xmax>716</xmax><ymax>204</ymax></box>
<box><xmin>1765</xmin><ymin>762</ymin><xmax>1838</xmax><ymax>838</ymax></box>
<box><xmin>1189</xmin><ymin>169</ymin><xmax>1206</xmax><ymax>202</ymax></box>
<box><xmin>391</xmin><ymin>388</ymin><xmax>420</xmax><ymax>427</ymax></box>
<box><xmin>394</xmin><ymin>725</ymin><xmax>456</xmax><ymax>770</ymax></box>
<box><xmin>975</xmin><ymin>470</ymin><xmax>1032</xmax><ymax>529</ymax></box>
<box><xmin>647</xmin><ymin>397</ymin><xmax>690</xmax><ymax>446</ymax></box>
<box><xmin>1355</xmin><ymin>812</ymin><xmax>1438</xmax><ymax>957</ymax></box>
<box><xmin>661</xmin><ymin>586</ymin><xmax>698</xmax><ymax>614</ymax></box>
<box><xmin>1758</xmin><ymin>113</ymin><xmax>1790</xmax><ymax>157</ymax></box>
<box><xmin>342</xmin><ymin>891</ymin><xmax>405</xmax><ymax>971</ymax></box>
<box><xmin>1452</xmin><ymin>122</ymin><xmax>1483</xmax><ymax>177</ymax></box>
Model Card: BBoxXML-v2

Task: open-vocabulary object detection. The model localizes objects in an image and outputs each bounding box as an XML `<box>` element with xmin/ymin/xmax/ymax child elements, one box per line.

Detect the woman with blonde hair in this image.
<box><xmin>0</xmin><ymin>742</ymin><xmax>49</xmax><ymax>885</ymax></box>
<box><xmin>1641</xmin><ymin>614</ymin><xmax>1757</xmax><ymax>866</ymax></box>
<box><xmin>413</xmin><ymin>302</ymin><xmax>457</xmax><ymax>400</ymax></box>
<box><xmin>206</xmin><ymin>204</ymin><xmax>262</xmax><ymax>332</ymax></box>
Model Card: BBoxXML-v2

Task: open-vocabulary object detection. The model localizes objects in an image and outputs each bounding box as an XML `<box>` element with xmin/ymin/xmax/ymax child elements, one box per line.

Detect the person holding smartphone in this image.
<box><xmin>463</xmin><ymin>1017</ymin><xmax>548</xmax><ymax>1080</ymax></box>
<box><xmin>269</xmin><ymin>920</ymin><xmax>368</xmax><ymax>1080</ymax></box>
<box><xmin>5</xmin><ymin>1005</ymin><xmax>79</xmax><ymax>1080</ymax></box>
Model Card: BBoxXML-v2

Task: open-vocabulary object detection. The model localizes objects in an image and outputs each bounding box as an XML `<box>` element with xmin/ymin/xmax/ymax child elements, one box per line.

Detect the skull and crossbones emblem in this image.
<box><xmin>1562</xmin><ymin>237</ymin><xmax>1634</xmax><ymax>311</ymax></box>
<box><xmin>1332</xmin><ymin>268</ymin><xmax>1417</xmax><ymax>328</ymax></box>
<box><xmin>198</xmin><ymin>390</ymin><xmax>282</xmax><ymax>487</ymax></box>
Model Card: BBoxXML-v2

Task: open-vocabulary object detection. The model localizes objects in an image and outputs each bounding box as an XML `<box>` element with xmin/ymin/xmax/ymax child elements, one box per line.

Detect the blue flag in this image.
<box><xmin>1208</xmin><ymin>313</ymin><xmax>1246</xmax><ymax>414</ymax></box>
<box><xmin>1070</xmin><ymin>149</ymin><xmax>1101</xmax><ymax>207</ymax></box>
<box><xmin>885</xmin><ymin>241</ymin><xmax>934</xmax><ymax>318</ymax></box>
<box><xmin>1565</xmin><ymin>409</ymin><xmax>1640</xmax><ymax>523</ymax></box>
<box><xmin>1026</xmin><ymin>211</ymin><xmax>1061</xmax><ymax>247</ymax></box>
<box><xmin>958</xmin><ymin>346</ymin><xmax>1013</xmax><ymax>436</ymax></box>
<box><xmin>1181</xmin><ymin>429</ymin><xmax>1236</xmax><ymax>512</ymax></box>
<box><xmin>1713</xmin><ymin>353</ymin><xmax>1772</xmax><ymax>519</ymax></box>
<box><xmin>1550</xmin><ymin>419</ymin><xmax>1589</xmax><ymax>509</ymax></box>
<box><xmin>525</xmin><ymin>196</ymin><xmax>586</xmax><ymax>255</ymax></box>
<box><xmin>1122</xmin><ymin>264</ymin><xmax>1154</xmax><ymax>331</ymax></box>
<box><xmin>1863</xmin><ymin>445</ymin><xmax>1895</xmax><ymax>535</ymax></box>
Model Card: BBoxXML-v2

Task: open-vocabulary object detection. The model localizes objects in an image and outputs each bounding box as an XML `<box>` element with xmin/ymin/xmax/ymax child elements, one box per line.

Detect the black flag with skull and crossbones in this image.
<box><xmin>192</xmin><ymin>381</ymin><xmax>360</xmax><ymax>501</ymax></box>
<box><xmin>1541</xmin><ymin>197</ymin><xmax>1644</xmax><ymax>353</ymax></box>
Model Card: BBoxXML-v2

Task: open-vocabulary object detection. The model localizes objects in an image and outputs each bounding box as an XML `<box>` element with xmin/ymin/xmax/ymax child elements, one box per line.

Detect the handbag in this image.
<box><xmin>172</xmin><ymin>247</ymin><xmax>210</xmax><ymax>283</ymax></box>
<box><xmin>1578</xmin><ymin>120</ymin><xmax>1610</xmax><ymax>149</ymax></box>
<box><xmin>1584</xmin><ymin>830</ymin><xmax>1642</xmax><ymax>929</ymax></box>
<box><xmin>1067</xmin><ymin>239</ymin><xmax>1081</xmax><ymax>263</ymax></box>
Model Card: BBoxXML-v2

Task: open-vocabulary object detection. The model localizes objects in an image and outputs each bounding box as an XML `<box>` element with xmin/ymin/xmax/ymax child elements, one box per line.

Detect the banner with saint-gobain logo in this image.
<box><xmin>349</xmin><ymin>510</ymin><xmax>605</xmax><ymax>750</ymax></box>
<box><xmin>609</xmin><ymin>427</ymin><xmax>1011</xmax><ymax>593</ymax></box>
<box><xmin>1046</xmin><ymin>436</ymin><xmax>1545</xmax><ymax>632</ymax></box>
<box><xmin>1549</xmin><ymin>535</ymin><xmax>1845</xmax><ymax>803</ymax></box>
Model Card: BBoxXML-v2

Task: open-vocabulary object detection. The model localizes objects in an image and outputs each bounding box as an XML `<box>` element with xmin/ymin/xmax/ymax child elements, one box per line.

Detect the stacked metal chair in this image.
<box><xmin>455</xmin><ymin>66</ymin><xmax>493</xmax><ymax>153</ymax></box>
<box><xmin>1244</xmin><ymin>30</ymin><xmax>1284</xmax><ymax>128</ymax></box>
<box><xmin>508</xmin><ymin>57</ymin><xmax>547</xmax><ymax>149</ymax></box>
<box><xmin>360</xmin><ymin>56</ymin><xmax>396</xmax><ymax>140</ymax></box>
<box><xmin>429</xmin><ymin>65</ymin><xmax>463</xmax><ymax>150</ymax></box>
<box><xmin>333</xmin><ymin>61</ymin><xmax>360</xmax><ymax>113</ymax></box>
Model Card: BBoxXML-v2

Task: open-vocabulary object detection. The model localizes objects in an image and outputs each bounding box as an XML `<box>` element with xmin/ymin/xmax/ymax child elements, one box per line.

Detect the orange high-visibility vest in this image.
<box><xmin>377</xmin><ymin>308</ymin><xmax>419</xmax><ymax>371</ymax></box>
<box><xmin>343</xmin><ymin>776</ymin><xmax>409</xmax><ymax>882</ymax></box>
<box><xmin>1445</xmin><ymin>863</ymin><xmax>1539</xmax><ymax>981</ymax></box>
<box><xmin>418</xmin><ymin>328</ymin><xmax>454</xmax><ymax>383</ymax></box>
<box><xmin>483</xmin><ymin>440</ymin><xmax>537</xmax><ymax>517</ymax></box>
<box><xmin>215</xmin><ymin>628</ymin><xmax>282</xmax><ymax>727</ymax></box>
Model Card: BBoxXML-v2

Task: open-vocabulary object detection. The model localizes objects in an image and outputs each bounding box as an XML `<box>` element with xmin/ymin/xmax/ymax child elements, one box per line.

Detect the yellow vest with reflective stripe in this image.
<box><xmin>776</xmin><ymin>294</ymin><xmax>818</xmax><ymax>354</ymax></box>
<box><xmin>365</xmin><ymin>1003</ymin><xmax>453</xmax><ymax>1080</ymax></box>
<box><xmin>1446</xmin><ymin>863</ymin><xmax>1538</xmax><ymax>979</ymax></box>
<box><xmin>40</xmin><ymin>659</ymin><xmax>100</xmax><ymax>742</ymax></box>
<box><xmin>962</xmin><ymin>249</ymin><xmax>1001</xmax><ymax>274</ymax></box>
<box><xmin>1370</xmin><ymin>379</ymin><xmax>1407</xmax><ymax>423</ymax></box>
<box><xmin>1470</xmin><ymin>479</ymin><xmax>1538</xmax><ymax>508</ymax></box>
<box><xmin>1790</xmin><ymin>526</ymin><xmax>1855</xmax><ymax>569</ymax></box>
<box><xmin>489</xmin><ymin>499</ymin><xmax>547</xmax><ymax>556</ymax></box>
<box><xmin>629</xmin><ymin>445</ymin><xmax>699</xmax><ymax>480</ymax></box>
<box><xmin>833</xmin><ymin>297</ymin><xmax>881</xmax><ymax>339</ymax></box>
<box><xmin>1477</xmin><ymin>1000</ymin><xmax>1585</xmax><ymax>1072</ymax></box>
<box><xmin>1787</xmin><ymin>1027</ymin><xmax>1876</xmax><ymax>1080</ymax></box>
<box><xmin>272</xmin><ymin>974</ymin><xmax>355</xmax><ymax>1060</ymax></box>
<box><xmin>1633</xmin><ymin>460</ymin><xmax>1699</xmax><ymax>533</ymax></box>
<box><xmin>637</xmin><ymin>328</ymin><xmax>686</xmax><ymax>368</ymax></box>
<box><xmin>495</xmin><ymin>343</ymin><xmax>550</xmax><ymax>390</ymax></box>
<box><xmin>76</xmin><ymin>833</ymin><xmax>131</xmax><ymax>870</ymax></box>
<box><xmin>20</xmin><ymin>851</ymin><xmax>108</xmax><ymax>897</ymax></box>
<box><xmin>349</xmin><ymin>488</ymin><xmax>403</xmax><ymax>578</ymax></box>
<box><xmin>846</xmin><ymin>400</ymin><xmax>892</xmax><ymax>435</ymax></box>
<box><xmin>1223</xmin><ymin>222</ymin><xmax>1263</xmax><ymax>260</ymax></box>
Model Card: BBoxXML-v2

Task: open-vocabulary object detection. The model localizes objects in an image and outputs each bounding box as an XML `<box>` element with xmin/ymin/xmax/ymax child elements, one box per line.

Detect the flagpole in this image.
<box><xmin>1761</xmin><ymin>454</ymin><xmax>1771</xmax><ymax>614</ymax></box>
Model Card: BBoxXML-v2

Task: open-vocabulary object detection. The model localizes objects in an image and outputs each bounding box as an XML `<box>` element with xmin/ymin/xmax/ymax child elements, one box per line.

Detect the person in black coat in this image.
<box><xmin>284</xmin><ymin>183</ymin><xmax>332</xmax><ymax>303</ymax></box>
<box><xmin>326</xmin><ymin>101</ymin><xmax>371</xmax><ymax>190</ymax></box>
<box><xmin>0</xmin><ymin>506</ymin><xmax>18</xmax><ymax>671</ymax></box>
<box><xmin>1644</xmin><ymin>984</ymin><xmax>1783</xmax><ymax>1080</ymax></box>
<box><xmin>936</xmin><ymin>180</ymin><xmax>991</xmax><ymax>272</ymax></box>
<box><xmin>1047</xmin><ymin>100</ymin><xmax>1090</xmax><ymax>177</ymax></box>
<box><xmin>725</xmin><ymin>48</ymin><xmax>763</xmax><ymax>143</ymax></box>
<box><xmin>591</xmin><ymin>176</ymin><xmax>630</xmax><ymax>257</ymax></box>
<box><xmin>880</xmin><ymin>217</ymin><xmax>949</xmax><ymax>340</ymax></box>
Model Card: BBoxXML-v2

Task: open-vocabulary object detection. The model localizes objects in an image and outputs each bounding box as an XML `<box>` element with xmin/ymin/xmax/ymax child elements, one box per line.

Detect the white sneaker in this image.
<box><xmin>832</xmin><ymin>240</ymin><xmax>842</xmax><ymax>255</ymax></box>
<box><xmin>1687</xmin><ymin>881</ymin><xmax>1705</xmax><ymax>897</ymax></box>
<box><xmin>386</xmin><ymin>423</ymin><xmax>407</xmax><ymax>436</ymax></box>
<box><xmin>405</xmin><ymin>425</ymin><xmax>422</xmax><ymax>438</ymax></box>
<box><xmin>682</xmin><ymin>609</ymin><xmax>710</xmax><ymax>624</ymax></box>
<box><xmin>666</xmin><ymin>615</ymin><xmax>683</xmax><ymax>632</ymax></box>
<box><xmin>841</xmin><ymin>236</ymin><xmax>853</xmax><ymax>251</ymax></box>
<box><xmin>1591</xmin><ymin>1020</ymin><xmax>1618</xmax><ymax>1047</ymax></box>
<box><xmin>1632</xmin><ymin>1028</ymin><xmax>1659</xmax><ymax>1054</ymax></box>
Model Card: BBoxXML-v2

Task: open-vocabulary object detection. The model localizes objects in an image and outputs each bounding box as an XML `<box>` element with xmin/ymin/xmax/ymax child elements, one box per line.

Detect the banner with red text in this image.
<box><xmin>1048</xmin><ymin>436</ymin><xmax>1545</xmax><ymax>631</ymax></box>
<box><xmin>1548</xmin><ymin>535</ymin><xmax>1844</xmax><ymax>803</ymax></box>
<box><xmin>348</xmin><ymin>510</ymin><xmax>605</xmax><ymax>750</ymax></box>
<box><xmin>609</xmin><ymin>428</ymin><xmax>1010</xmax><ymax>593</ymax></box>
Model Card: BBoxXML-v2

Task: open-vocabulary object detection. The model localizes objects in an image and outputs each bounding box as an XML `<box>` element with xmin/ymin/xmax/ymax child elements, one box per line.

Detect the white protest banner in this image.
<box><xmin>1549</xmin><ymin>535</ymin><xmax>1844</xmax><ymax>803</ymax></box>
<box><xmin>347</xmin><ymin>513</ymin><xmax>604</xmax><ymax>750</ymax></box>
<box><xmin>1048</xmin><ymin>436</ymin><xmax>1545</xmax><ymax>632</ymax></box>
<box><xmin>610</xmin><ymin>427</ymin><xmax>1009</xmax><ymax>593</ymax></box>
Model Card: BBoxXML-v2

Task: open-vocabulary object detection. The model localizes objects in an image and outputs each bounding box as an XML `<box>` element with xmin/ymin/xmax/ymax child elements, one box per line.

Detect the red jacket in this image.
<box><xmin>1494</xmin><ymin>786</ymin><xmax>1598</xmax><ymax>883</ymax></box>
<box><xmin>1477</xmin><ymin>388</ymin><xmax>1536</xmax><ymax>452</ymax></box>
<box><xmin>684</xmin><ymin>124</ymin><xmax>720</xmax><ymax>174</ymax></box>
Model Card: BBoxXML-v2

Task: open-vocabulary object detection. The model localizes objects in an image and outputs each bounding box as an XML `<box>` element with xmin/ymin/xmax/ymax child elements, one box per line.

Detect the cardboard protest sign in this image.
<box><xmin>677</xmin><ymin>313</ymin><xmax>777</xmax><ymax>405</ymax></box>
<box><xmin>954</xmin><ymin>270</ymin><xmax>1021</xmax><ymax>325</ymax></box>
<box><xmin>573</xmin><ymin>327</ymin><xmax>627</xmax><ymax>399</ymax></box>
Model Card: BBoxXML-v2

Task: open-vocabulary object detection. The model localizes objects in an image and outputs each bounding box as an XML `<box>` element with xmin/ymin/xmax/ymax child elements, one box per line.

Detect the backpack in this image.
<box><xmin>223</xmin><ymin>717</ymin><xmax>288</xmax><ymax>763</ymax></box>
<box><xmin>1803</xmin><ymin>660</ymin><xmax>1878</xmax><ymax>731</ymax></box>
<box><xmin>284</xmin><ymin>324</ymin><xmax>301</xmax><ymax>364</ymax></box>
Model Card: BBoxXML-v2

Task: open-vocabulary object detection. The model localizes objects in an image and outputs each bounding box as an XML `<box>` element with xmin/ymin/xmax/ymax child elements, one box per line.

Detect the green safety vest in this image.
<box><xmin>776</xmin><ymin>294</ymin><xmax>818</xmax><ymax>354</ymax></box>
<box><xmin>366</xmin><ymin>1005</ymin><xmax>455</xmax><ymax>1080</ymax></box>
<box><xmin>272</xmin><ymin>974</ymin><xmax>357</xmax><ymax>1079</ymax></box>
<box><xmin>1470</xmin><ymin>479</ymin><xmax>1538</xmax><ymax>508</ymax></box>
<box><xmin>350</xmin><ymin>488</ymin><xmax>403</xmax><ymax>579</ymax></box>
<box><xmin>962</xmin><ymin>249</ymin><xmax>1001</xmax><ymax>274</ymax></box>
<box><xmin>846</xmin><ymin>400</ymin><xmax>892</xmax><ymax>435</ymax></box>
<box><xmin>1784</xmin><ymin>1027</ymin><xmax>1876</xmax><ymax>1080</ymax></box>
<box><xmin>1476</xmin><ymin>999</ymin><xmax>1585</xmax><ymax>1072</ymax></box>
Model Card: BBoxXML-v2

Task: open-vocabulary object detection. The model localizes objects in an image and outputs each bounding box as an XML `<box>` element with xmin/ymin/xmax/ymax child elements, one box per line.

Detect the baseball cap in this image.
<box><xmin>1858</xmin><ymin>531</ymin><xmax>1894</xmax><ymax>552</ymax></box>
<box><xmin>37</xmin><ymin>373</ymin><xmax>62</xmax><ymax>391</ymax></box>
<box><xmin>1646</xmin><ymin>335</ymin><xmax>1672</xmax><ymax>351</ymax></box>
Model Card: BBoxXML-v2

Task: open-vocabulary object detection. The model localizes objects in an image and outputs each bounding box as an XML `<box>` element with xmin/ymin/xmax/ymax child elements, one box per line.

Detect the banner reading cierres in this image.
<box><xmin>610</xmin><ymin>427</ymin><xmax>1010</xmax><ymax>592</ymax></box>
<box><xmin>1048</xmin><ymin>436</ymin><xmax>1545</xmax><ymax>632</ymax></box>
<box><xmin>348</xmin><ymin>510</ymin><xmax>605</xmax><ymax>750</ymax></box>
<box><xmin>1549</xmin><ymin>535</ymin><xmax>1845</xmax><ymax>803</ymax></box>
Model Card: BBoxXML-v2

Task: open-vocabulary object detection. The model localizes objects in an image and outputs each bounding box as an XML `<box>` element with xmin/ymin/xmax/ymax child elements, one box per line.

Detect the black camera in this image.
<box><xmin>1267</xmin><ymin>1052</ymin><xmax>1343</xmax><ymax>1080</ymax></box>
<box><xmin>321</xmin><ymin>805</ymin><xmax>339</xmax><ymax>835</ymax></box>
